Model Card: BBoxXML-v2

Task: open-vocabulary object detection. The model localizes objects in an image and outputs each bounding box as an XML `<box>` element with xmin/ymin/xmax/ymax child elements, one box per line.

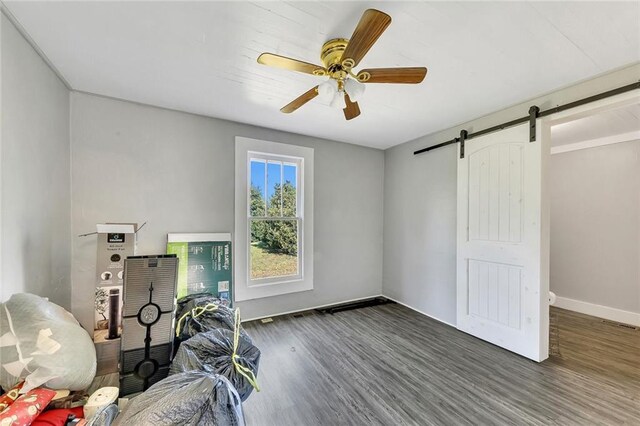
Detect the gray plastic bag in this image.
<box><xmin>170</xmin><ymin>329</ymin><xmax>260</xmax><ymax>401</ymax></box>
<box><xmin>175</xmin><ymin>294</ymin><xmax>242</xmax><ymax>343</ymax></box>
<box><xmin>114</xmin><ymin>371</ymin><xmax>245</xmax><ymax>426</ymax></box>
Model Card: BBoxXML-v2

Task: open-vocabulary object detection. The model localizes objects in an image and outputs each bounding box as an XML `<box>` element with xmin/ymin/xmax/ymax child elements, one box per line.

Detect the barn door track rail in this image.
<box><xmin>414</xmin><ymin>81</ymin><xmax>640</xmax><ymax>158</ymax></box>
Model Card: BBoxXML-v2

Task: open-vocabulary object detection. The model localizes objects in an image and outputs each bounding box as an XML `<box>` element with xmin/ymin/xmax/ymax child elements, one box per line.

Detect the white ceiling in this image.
<box><xmin>551</xmin><ymin>102</ymin><xmax>640</xmax><ymax>146</ymax></box>
<box><xmin>4</xmin><ymin>1</ymin><xmax>639</xmax><ymax>149</ymax></box>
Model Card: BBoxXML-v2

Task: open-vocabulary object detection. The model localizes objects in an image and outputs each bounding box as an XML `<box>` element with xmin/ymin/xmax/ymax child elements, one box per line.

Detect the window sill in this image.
<box><xmin>235</xmin><ymin>277</ymin><xmax>313</xmax><ymax>302</ymax></box>
<box><xmin>249</xmin><ymin>276</ymin><xmax>303</xmax><ymax>288</ymax></box>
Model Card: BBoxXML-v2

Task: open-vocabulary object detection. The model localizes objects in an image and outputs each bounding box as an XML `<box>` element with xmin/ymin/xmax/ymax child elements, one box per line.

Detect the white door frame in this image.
<box><xmin>542</xmin><ymin>90</ymin><xmax>640</xmax><ymax>130</ymax></box>
<box><xmin>543</xmin><ymin>90</ymin><xmax>640</xmax><ymax>160</ymax></box>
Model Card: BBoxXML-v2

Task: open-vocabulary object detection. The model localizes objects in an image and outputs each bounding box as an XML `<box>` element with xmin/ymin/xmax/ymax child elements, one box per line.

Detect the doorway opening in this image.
<box><xmin>545</xmin><ymin>94</ymin><xmax>639</xmax><ymax>381</ymax></box>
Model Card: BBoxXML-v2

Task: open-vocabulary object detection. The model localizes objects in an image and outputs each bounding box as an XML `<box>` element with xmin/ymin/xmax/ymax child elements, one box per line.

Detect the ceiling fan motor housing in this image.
<box><xmin>321</xmin><ymin>38</ymin><xmax>350</xmax><ymax>80</ymax></box>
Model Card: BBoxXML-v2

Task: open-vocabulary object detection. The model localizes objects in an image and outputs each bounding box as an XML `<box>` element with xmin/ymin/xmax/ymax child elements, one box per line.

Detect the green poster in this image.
<box><xmin>167</xmin><ymin>233</ymin><xmax>232</xmax><ymax>304</ymax></box>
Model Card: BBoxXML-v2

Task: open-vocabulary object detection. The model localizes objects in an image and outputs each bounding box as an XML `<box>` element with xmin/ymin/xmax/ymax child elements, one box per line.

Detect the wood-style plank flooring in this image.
<box><xmin>243</xmin><ymin>304</ymin><xmax>639</xmax><ymax>425</ymax></box>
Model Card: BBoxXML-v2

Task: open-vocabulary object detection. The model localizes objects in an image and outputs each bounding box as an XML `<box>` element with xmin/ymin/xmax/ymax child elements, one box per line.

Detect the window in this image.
<box><xmin>249</xmin><ymin>156</ymin><xmax>301</xmax><ymax>282</ymax></box>
<box><xmin>235</xmin><ymin>137</ymin><xmax>314</xmax><ymax>301</ymax></box>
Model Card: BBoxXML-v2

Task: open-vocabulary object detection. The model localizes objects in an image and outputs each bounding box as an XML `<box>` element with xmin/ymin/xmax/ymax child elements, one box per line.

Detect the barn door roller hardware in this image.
<box><xmin>413</xmin><ymin>81</ymin><xmax>640</xmax><ymax>157</ymax></box>
<box><xmin>459</xmin><ymin>130</ymin><xmax>467</xmax><ymax>159</ymax></box>
<box><xmin>529</xmin><ymin>106</ymin><xmax>539</xmax><ymax>142</ymax></box>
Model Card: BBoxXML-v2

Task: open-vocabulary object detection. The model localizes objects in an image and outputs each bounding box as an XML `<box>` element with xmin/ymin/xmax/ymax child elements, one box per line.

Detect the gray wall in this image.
<box><xmin>383</xmin><ymin>63</ymin><xmax>640</xmax><ymax>326</ymax></box>
<box><xmin>550</xmin><ymin>140</ymin><xmax>640</xmax><ymax>313</ymax></box>
<box><xmin>0</xmin><ymin>14</ymin><xmax>71</xmax><ymax>309</ymax></box>
<box><xmin>70</xmin><ymin>92</ymin><xmax>384</xmax><ymax>331</ymax></box>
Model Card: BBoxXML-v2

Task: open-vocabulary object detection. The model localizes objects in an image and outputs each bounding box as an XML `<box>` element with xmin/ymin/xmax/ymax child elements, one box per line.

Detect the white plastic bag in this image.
<box><xmin>0</xmin><ymin>293</ymin><xmax>96</xmax><ymax>393</ymax></box>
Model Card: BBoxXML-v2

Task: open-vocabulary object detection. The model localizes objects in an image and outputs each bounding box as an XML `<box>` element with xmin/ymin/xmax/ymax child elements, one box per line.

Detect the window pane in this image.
<box><xmin>267</xmin><ymin>162</ymin><xmax>282</xmax><ymax>217</ymax></box>
<box><xmin>283</xmin><ymin>164</ymin><xmax>297</xmax><ymax>217</ymax></box>
<box><xmin>250</xmin><ymin>219</ymin><xmax>298</xmax><ymax>280</ymax></box>
<box><xmin>250</xmin><ymin>160</ymin><xmax>266</xmax><ymax>217</ymax></box>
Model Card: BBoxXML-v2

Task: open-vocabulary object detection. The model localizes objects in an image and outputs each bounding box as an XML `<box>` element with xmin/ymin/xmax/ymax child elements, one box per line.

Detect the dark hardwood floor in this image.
<box><xmin>243</xmin><ymin>304</ymin><xmax>639</xmax><ymax>425</ymax></box>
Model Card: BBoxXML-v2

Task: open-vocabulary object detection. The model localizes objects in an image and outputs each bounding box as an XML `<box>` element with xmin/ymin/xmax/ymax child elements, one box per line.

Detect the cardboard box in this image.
<box><xmin>167</xmin><ymin>233</ymin><xmax>232</xmax><ymax>303</ymax></box>
<box><xmin>93</xmin><ymin>223</ymin><xmax>137</xmax><ymax>374</ymax></box>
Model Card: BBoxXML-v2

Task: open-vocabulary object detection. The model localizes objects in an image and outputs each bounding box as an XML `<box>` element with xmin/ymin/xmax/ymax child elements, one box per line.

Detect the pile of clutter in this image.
<box><xmin>0</xmin><ymin>293</ymin><xmax>261</xmax><ymax>426</ymax></box>
<box><xmin>116</xmin><ymin>293</ymin><xmax>261</xmax><ymax>425</ymax></box>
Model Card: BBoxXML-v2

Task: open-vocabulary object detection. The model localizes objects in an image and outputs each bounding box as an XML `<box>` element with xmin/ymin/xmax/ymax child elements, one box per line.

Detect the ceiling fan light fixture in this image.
<box><xmin>318</xmin><ymin>79</ymin><xmax>338</xmax><ymax>102</ymax></box>
<box><xmin>258</xmin><ymin>9</ymin><xmax>427</xmax><ymax>120</ymax></box>
<box><xmin>330</xmin><ymin>91</ymin><xmax>346</xmax><ymax>109</ymax></box>
<box><xmin>344</xmin><ymin>78</ymin><xmax>366</xmax><ymax>102</ymax></box>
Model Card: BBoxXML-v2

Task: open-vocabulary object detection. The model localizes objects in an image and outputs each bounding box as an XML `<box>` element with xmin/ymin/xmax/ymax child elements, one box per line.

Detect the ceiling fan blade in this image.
<box><xmin>340</xmin><ymin>9</ymin><xmax>391</xmax><ymax>70</ymax></box>
<box><xmin>258</xmin><ymin>53</ymin><xmax>326</xmax><ymax>76</ymax></box>
<box><xmin>357</xmin><ymin>67</ymin><xmax>428</xmax><ymax>84</ymax></box>
<box><xmin>343</xmin><ymin>93</ymin><xmax>361</xmax><ymax>120</ymax></box>
<box><xmin>281</xmin><ymin>86</ymin><xmax>319</xmax><ymax>113</ymax></box>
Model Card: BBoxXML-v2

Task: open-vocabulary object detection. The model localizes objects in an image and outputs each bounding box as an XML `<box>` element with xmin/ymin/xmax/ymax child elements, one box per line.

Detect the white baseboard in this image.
<box><xmin>244</xmin><ymin>293</ymin><xmax>639</xmax><ymax>330</ymax></box>
<box><xmin>554</xmin><ymin>296</ymin><xmax>640</xmax><ymax>327</ymax></box>
<box><xmin>241</xmin><ymin>294</ymin><xmax>384</xmax><ymax>323</ymax></box>
<box><xmin>382</xmin><ymin>294</ymin><xmax>457</xmax><ymax>328</ymax></box>
<box><xmin>241</xmin><ymin>293</ymin><xmax>459</xmax><ymax>329</ymax></box>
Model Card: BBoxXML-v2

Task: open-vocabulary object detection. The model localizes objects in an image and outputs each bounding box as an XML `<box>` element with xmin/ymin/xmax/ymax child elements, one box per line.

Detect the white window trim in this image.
<box><xmin>234</xmin><ymin>136</ymin><xmax>314</xmax><ymax>301</ymax></box>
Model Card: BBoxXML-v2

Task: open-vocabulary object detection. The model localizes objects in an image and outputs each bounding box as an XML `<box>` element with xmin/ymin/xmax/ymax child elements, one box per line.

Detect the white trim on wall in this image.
<box><xmin>243</xmin><ymin>293</ymin><xmax>640</xmax><ymax>329</ymax></box>
<box><xmin>241</xmin><ymin>294</ymin><xmax>383</xmax><ymax>323</ymax></box>
<box><xmin>234</xmin><ymin>136</ymin><xmax>314</xmax><ymax>302</ymax></box>
<box><xmin>554</xmin><ymin>296</ymin><xmax>640</xmax><ymax>327</ymax></box>
<box><xmin>241</xmin><ymin>294</ymin><xmax>459</xmax><ymax>327</ymax></box>
<box><xmin>551</xmin><ymin>130</ymin><xmax>640</xmax><ymax>155</ymax></box>
<box><xmin>384</xmin><ymin>295</ymin><xmax>457</xmax><ymax>328</ymax></box>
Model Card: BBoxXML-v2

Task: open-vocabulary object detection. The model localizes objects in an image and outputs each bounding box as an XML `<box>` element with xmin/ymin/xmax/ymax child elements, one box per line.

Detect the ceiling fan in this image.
<box><xmin>257</xmin><ymin>9</ymin><xmax>428</xmax><ymax>121</ymax></box>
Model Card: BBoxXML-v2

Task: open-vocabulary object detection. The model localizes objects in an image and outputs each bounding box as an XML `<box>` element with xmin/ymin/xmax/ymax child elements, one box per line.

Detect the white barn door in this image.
<box><xmin>457</xmin><ymin>123</ymin><xmax>549</xmax><ymax>362</ymax></box>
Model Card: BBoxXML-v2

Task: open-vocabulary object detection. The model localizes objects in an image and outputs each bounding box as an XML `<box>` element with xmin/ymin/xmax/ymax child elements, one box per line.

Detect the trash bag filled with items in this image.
<box><xmin>170</xmin><ymin>326</ymin><xmax>261</xmax><ymax>401</ymax></box>
<box><xmin>114</xmin><ymin>370</ymin><xmax>245</xmax><ymax>426</ymax></box>
<box><xmin>174</xmin><ymin>293</ymin><xmax>250</xmax><ymax>344</ymax></box>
